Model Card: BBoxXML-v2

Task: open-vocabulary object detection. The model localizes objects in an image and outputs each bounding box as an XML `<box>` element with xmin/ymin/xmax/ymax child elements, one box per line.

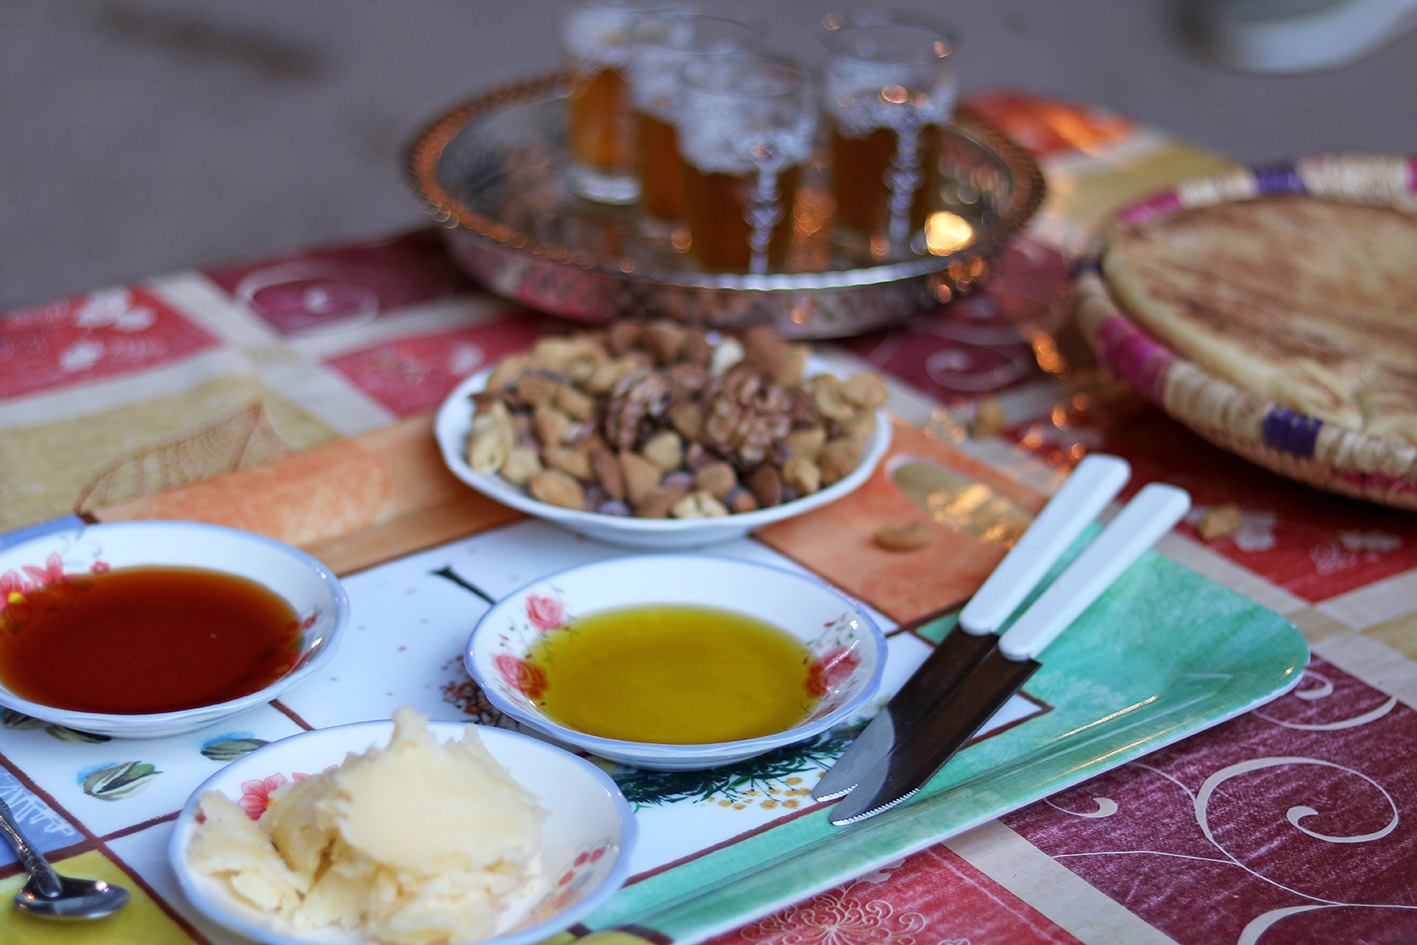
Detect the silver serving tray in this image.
<box><xmin>405</xmin><ymin>75</ymin><xmax>1045</xmax><ymax>339</ymax></box>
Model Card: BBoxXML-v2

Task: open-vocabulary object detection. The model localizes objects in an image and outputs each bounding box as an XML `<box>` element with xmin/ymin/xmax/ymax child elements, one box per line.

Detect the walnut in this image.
<box><xmin>603</xmin><ymin>371</ymin><xmax>670</xmax><ymax>450</ymax></box>
<box><xmin>702</xmin><ymin>365</ymin><xmax>793</xmax><ymax>468</ymax></box>
<box><xmin>528</xmin><ymin>469</ymin><xmax>585</xmax><ymax>510</ymax></box>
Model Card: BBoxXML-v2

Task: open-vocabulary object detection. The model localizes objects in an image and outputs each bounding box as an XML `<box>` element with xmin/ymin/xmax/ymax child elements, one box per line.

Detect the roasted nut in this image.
<box><xmin>500</xmin><ymin>447</ymin><xmax>543</xmax><ymax>486</ymax></box>
<box><xmin>842</xmin><ymin>373</ymin><xmax>888</xmax><ymax>410</ymax></box>
<box><xmin>528</xmin><ymin>469</ymin><xmax>585</xmax><ymax>510</ymax></box>
<box><xmin>693</xmin><ymin>461</ymin><xmax>737</xmax><ymax>498</ymax></box>
<box><xmin>971</xmin><ymin>398</ymin><xmax>1007</xmax><ymax>438</ymax></box>
<box><xmin>639</xmin><ymin>321</ymin><xmax>686</xmax><ymax>364</ymax></box>
<box><xmin>592</xmin><ymin>447</ymin><xmax>625</xmax><ymax>501</ymax></box>
<box><xmin>818</xmin><ymin>438</ymin><xmax>863</xmax><ymax>485</ymax></box>
<box><xmin>542</xmin><ymin>445</ymin><xmax>594</xmax><ymax>481</ymax></box>
<box><xmin>873</xmin><ymin>520</ymin><xmax>933</xmax><ymax>551</ymax></box>
<box><xmin>485</xmin><ymin>353</ymin><xmax>530</xmax><ymax>392</ymax></box>
<box><xmin>620</xmin><ymin>451</ymin><xmax>663</xmax><ymax>506</ymax></box>
<box><xmin>533</xmin><ymin>405</ymin><xmax>573</xmax><ymax>446</ymax></box>
<box><xmin>671</xmin><ymin>489</ymin><xmax>730</xmax><ymax>519</ymax></box>
<box><xmin>468</xmin><ymin>319</ymin><xmax>888</xmax><ymax>522</ymax></box>
<box><xmin>747</xmin><ymin>464</ymin><xmax>783</xmax><ymax>508</ymax></box>
<box><xmin>1197</xmin><ymin>504</ymin><xmax>1243</xmax><ymax>542</ymax></box>
<box><xmin>515</xmin><ymin>373</ymin><xmax>560</xmax><ymax>407</ymax></box>
<box><xmin>641</xmin><ymin>429</ymin><xmax>684</xmax><ymax>471</ymax></box>
<box><xmin>556</xmin><ymin>384</ymin><xmax>596</xmax><ymax>421</ymax></box>
<box><xmin>467</xmin><ymin>401</ymin><xmax>515</xmax><ymax>474</ymax></box>
<box><xmin>636</xmin><ymin>483</ymin><xmax>689</xmax><ymax>518</ymax></box>
<box><xmin>782</xmin><ymin>457</ymin><xmax>822</xmax><ymax>495</ymax></box>
<box><xmin>783</xmin><ymin>426</ymin><xmax>826</xmax><ymax>462</ymax></box>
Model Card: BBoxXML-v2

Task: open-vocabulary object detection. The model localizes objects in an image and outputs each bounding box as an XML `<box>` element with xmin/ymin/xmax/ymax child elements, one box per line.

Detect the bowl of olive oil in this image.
<box><xmin>464</xmin><ymin>554</ymin><xmax>886</xmax><ymax>770</ymax></box>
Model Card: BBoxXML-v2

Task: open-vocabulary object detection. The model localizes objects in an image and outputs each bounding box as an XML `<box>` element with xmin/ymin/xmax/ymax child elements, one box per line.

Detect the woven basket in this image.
<box><xmin>1073</xmin><ymin>153</ymin><xmax>1417</xmax><ymax>509</ymax></box>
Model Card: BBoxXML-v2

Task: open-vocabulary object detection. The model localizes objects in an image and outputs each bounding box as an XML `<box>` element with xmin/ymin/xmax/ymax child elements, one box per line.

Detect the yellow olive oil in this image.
<box><xmin>530</xmin><ymin>604</ymin><xmax>816</xmax><ymax>744</ymax></box>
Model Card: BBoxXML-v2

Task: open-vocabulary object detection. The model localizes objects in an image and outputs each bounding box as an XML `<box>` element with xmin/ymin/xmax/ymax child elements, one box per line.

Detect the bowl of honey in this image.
<box><xmin>0</xmin><ymin>519</ymin><xmax>349</xmax><ymax>738</ymax></box>
<box><xmin>464</xmin><ymin>554</ymin><xmax>886</xmax><ymax>770</ymax></box>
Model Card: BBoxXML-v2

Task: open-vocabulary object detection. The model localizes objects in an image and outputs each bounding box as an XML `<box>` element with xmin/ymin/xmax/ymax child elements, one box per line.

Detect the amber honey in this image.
<box><xmin>530</xmin><ymin>603</ymin><xmax>815</xmax><ymax>744</ymax></box>
<box><xmin>0</xmin><ymin>565</ymin><xmax>304</xmax><ymax>714</ymax></box>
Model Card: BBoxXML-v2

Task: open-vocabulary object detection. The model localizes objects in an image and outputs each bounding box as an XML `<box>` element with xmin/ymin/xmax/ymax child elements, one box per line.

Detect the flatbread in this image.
<box><xmin>1101</xmin><ymin>194</ymin><xmax>1417</xmax><ymax>444</ymax></box>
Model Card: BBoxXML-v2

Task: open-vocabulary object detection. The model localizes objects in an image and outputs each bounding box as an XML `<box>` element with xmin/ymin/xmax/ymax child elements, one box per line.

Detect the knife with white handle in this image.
<box><xmin>811</xmin><ymin>454</ymin><xmax>1131</xmax><ymax>802</ymax></box>
<box><xmin>827</xmin><ymin>480</ymin><xmax>1192</xmax><ymax>825</ymax></box>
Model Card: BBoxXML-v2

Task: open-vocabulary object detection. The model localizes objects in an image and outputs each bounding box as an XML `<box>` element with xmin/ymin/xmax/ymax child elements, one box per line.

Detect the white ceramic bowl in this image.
<box><xmin>170</xmin><ymin>719</ymin><xmax>636</xmax><ymax>945</ymax></box>
<box><xmin>433</xmin><ymin>359</ymin><xmax>891</xmax><ymax>549</ymax></box>
<box><xmin>465</xmin><ymin>554</ymin><xmax>887</xmax><ymax>770</ymax></box>
<box><xmin>0</xmin><ymin>520</ymin><xmax>348</xmax><ymax>738</ymax></box>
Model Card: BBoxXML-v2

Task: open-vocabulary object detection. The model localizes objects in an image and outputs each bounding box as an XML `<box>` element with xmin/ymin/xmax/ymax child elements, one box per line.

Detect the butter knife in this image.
<box><xmin>827</xmin><ymin>480</ymin><xmax>1192</xmax><ymax>825</ymax></box>
<box><xmin>811</xmin><ymin>453</ymin><xmax>1131</xmax><ymax>802</ymax></box>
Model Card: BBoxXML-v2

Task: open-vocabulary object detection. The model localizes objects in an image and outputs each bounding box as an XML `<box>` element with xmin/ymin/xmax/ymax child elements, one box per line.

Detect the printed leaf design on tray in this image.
<box><xmin>611</xmin><ymin>729</ymin><xmax>855</xmax><ymax>808</ymax></box>
<box><xmin>82</xmin><ymin>761</ymin><xmax>160</xmax><ymax>800</ymax></box>
<box><xmin>1</xmin><ymin>710</ymin><xmax>110</xmax><ymax>743</ymax></box>
<box><xmin>201</xmin><ymin>737</ymin><xmax>269</xmax><ymax>763</ymax></box>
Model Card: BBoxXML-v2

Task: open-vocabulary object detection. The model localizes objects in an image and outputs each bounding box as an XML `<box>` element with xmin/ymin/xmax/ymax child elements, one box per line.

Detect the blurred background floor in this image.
<box><xmin>3</xmin><ymin>0</ymin><xmax>1415</xmax><ymax>313</ymax></box>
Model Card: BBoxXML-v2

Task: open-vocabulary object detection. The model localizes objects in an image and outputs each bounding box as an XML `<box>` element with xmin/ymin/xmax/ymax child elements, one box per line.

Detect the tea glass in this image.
<box><xmin>676</xmin><ymin>52</ymin><xmax>817</xmax><ymax>274</ymax></box>
<box><xmin>818</xmin><ymin>10</ymin><xmax>959</xmax><ymax>258</ymax></box>
<box><xmin>562</xmin><ymin>0</ymin><xmax>687</xmax><ymax>204</ymax></box>
<box><xmin>629</xmin><ymin>11</ymin><xmax>759</xmax><ymax>223</ymax></box>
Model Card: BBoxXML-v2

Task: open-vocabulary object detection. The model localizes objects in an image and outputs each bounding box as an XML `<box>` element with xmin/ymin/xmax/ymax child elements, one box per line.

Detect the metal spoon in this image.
<box><xmin>0</xmin><ymin>795</ymin><xmax>130</xmax><ymax>920</ymax></box>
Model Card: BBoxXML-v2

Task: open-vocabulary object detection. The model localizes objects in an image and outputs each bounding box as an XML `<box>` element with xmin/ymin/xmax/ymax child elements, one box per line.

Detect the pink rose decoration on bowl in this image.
<box><xmin>525</xmin><ymin>594</ymin><xmax>565</xmax><ymax>631</ymax></box>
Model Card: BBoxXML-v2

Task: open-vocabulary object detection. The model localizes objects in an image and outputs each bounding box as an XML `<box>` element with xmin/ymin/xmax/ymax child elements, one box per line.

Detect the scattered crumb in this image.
<box><xmin>1196</xmin><ymin>504</ymin><xmax>1243</xmax><ymax>542</ymax></box>
<box><xmin>873</xmin><ymin>520</ymin><xmax>934</xmax><ymax>551</ymax></box>
<box><xmin>970</xmin><ymin>398</ymin><xmax>1007</xmax><ymax>438</ymax></box>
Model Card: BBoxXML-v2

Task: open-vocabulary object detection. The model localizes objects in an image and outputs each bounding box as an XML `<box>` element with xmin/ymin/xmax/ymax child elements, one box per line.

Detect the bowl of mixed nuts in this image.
<box><xmin>433</xmin><ymin>319</ymin><xmax>891</xmax><ymax>549</ymax></box>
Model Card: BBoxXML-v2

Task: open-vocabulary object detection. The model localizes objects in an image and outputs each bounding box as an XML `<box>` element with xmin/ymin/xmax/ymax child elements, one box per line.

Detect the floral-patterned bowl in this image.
<box><xmin>169</xmin><ymin>718</ymin><xmax>636</xmax><ymax>945</ymax></box>
<box><xmin>0</xmin><ymin>519</ymin><xmax>349</xmax><ymax>738</ymax></box>
<box><xmin>465</xmin><ymin>554</ymin><xmax>887</xmax><ymax>771</ymax></box>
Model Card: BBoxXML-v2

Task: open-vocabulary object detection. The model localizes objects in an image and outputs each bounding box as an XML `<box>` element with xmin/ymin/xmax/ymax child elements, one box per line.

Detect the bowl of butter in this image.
<box><xmin>170</xmin><ymin>707</ymin><xmax>635</xmax><ymax>945</ymax></box>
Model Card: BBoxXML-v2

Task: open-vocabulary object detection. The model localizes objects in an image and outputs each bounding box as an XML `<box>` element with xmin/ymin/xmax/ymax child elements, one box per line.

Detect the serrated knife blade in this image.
<box><xmin>827</xmin><ymin>481</ymin><xmax>1192</xmax><ymax>826</ymax></box>
<box><xmin>812</xmin><ymin>454</ymin><xmax>1132</xmax><ymax>803</ymax></box>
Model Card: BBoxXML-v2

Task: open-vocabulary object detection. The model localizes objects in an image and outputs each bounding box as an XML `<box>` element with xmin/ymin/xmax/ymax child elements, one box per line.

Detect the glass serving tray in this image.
<box><xmin>404</xmin><ymin>75</ymin><xmax>1046</xmax><ymax>339</ymax></box>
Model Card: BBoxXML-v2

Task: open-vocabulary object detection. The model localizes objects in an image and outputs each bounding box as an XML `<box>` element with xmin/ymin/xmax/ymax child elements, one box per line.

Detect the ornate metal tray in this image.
<box><xmin>405</xmin><ymin>75</ymin><xmax>1045</xmax><ymax>339</ymax></box>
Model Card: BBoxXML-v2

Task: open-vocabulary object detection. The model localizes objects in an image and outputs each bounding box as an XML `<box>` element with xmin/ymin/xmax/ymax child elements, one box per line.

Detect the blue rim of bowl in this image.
<box><xmin>464</xmin><ymin>553</ymin><xmax>887</xmax><ymax>758</ymax></box>
<box><xmin>0</xmin><ymin>519</ymin><xmax>350</xmax><ymax>732</ymax></box>
<box><xmin>167</xmin><ymin>719</ymin><xmax>639</xmax><ymax>945</ymax></box>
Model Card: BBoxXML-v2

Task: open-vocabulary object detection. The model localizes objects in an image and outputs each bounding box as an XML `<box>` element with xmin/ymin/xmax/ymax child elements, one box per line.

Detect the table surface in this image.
<box><xmin>2</xmin><ymin>89</ymin><xmax>1416</xmax><ymax>945</ymax></box>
